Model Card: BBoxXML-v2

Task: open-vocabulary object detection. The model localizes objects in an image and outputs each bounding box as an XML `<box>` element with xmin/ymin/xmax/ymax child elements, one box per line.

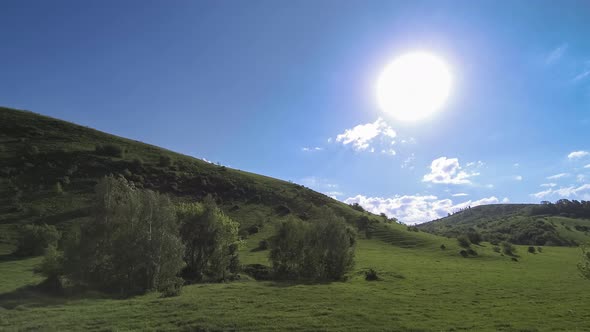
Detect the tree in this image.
<box><xmin>34</xmin><ymin>245</ymin><xmax>64</xmax><ymax>291</ymax></box>
<box><xmin>501</xmin><ymin>241</ymin><xmax>517</xmax><ymax>256</ymax></box>
<box><xmin>176</xmin><ymin>195</ymin><xmax>240</xmax><ymax>282</ymax></box>
<box><xmin>63</xmin><ymin>176</ymin><xmax>185</xmax><ymax>294</ymax></box>
<box><xmin>579</xmin><ymin>245</ymin><xmax>590</xmax><ymax>280</ymax></box>
<box><xmin>457</xmin><ymin>235</ymin><xmax>471</xmax><ymax>248</ymax></box>
<box><xmin>14</xmin><ymin>224</ymin><xmax>61</xmax><ymax>257</ymax></box>
<box><xmin>269</xmin><ymin>209</ymin><xmax>356</xmax><ymax>281</ymax></box>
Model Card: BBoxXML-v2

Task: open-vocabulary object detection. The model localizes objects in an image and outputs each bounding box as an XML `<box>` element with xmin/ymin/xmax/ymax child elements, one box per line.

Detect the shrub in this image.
<box><xmin>257</xmin><ymin>240</ymin><xmax>269</xmax><ymax>251</ymax></box>
<box><xmin>131</xmin><ymin>158</ymin><xmax>143</xmax><ymax>169</ymax></box>
<box><xmin>269</xmin><ymin>210</ymin><xmax>356</xmax><ymax>281</ymax></box>
<box><xmin>457</xmin><ymin>235</ymin><xmax>471</xmax><ymax>248</ymax></box>
<box><xmin>459</xmin><ymin>250</ymin><xmax>469</xmax><ymax>258</ymax></box>
<box><xmin>14</xmin><ymin>224</ymin><xmax>61</xmax><ymax>257</ymax></box>
<box><xmin>159</xmin><ymin>277</ymin><xmax>184</xmax><ymax>297</ymax></box>
<box><xmin>159</xmin><ymin>155</ymin><xmax>172</xmax><ymax>167</ymax></box>
<box><xmin>467</xmin><ymin>231</ymin><xmax>482</xmax><ymax>245</ymax></box>
<box><xmin>440</xmin><ymin>244</ymin><xmax>446</xmax><ymax>250</ymax></box>
<box><xmin>34</xmin><ymin>245</ymin><xmax>64</xmax><ymax>292</ymax></box>
<box><xmin>94</xmin><ymin>143</ymin><xmax>123</xmax><ymax>157</ymax></box>
<box><xmin>528</xmin><ymin>246</ymin><xmax>536</xmax><ymax>254</ymax></box>
<box><xmin>406</xmin><ymin>226</ymin><xmax>419</xmax><ymax>232</ymax></box>
<box><xmin>247</xmin><ymin>225</ymin><xmax>260</xmax><ymax>235</ymax></box>
<box><xmin>501</xmin><ymin>241</ymin><xmax>517</xmax><ymax>256</ymax></box>
<box><xmin>467</xmin><ymin>248</ymin><xmax>478</xmax><ymax>256</ymax></box>
<box><xmin>349</xmin><ymin>203</ymin><xmax>365</xmax><ymax>212</ymax></box>
<box><xmin>537</xmin><ymin>246</ymin><xmax>543</xmax><ymax>253</ymax></box>
<box><xmin>511</xmin><ymin>257</ymin><xmax>519</xmax><ymax>262</ymax></box>
<box><xmin>492</xmin><ymin>246</ymin><xmax>501</xmax><ymax>253</ymax></box>
<box><xmin>365</xmin><ymin>268</ymin><xmax>380</xmax><ymax>281</ymax></box>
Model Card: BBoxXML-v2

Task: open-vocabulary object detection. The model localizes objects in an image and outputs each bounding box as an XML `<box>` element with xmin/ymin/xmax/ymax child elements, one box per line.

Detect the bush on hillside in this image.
<box><xmin>94</xmin><ymin>143</ymin><xmax>124</xmax><ymax>157</ymax></box>
<box><xmin>14</xmin><ymin>224</ymin><xmax>61</xmax><ymax>257</ymax></box>
<box><xmin>457</xmin><ymin>235</ymin><xmax>471</xmax><ymax>248</ymax></box>
<box><xmin>528</xmin><ymin>246</ymin><xmax>536</xmax><ymax>254</ymax></box>
<box><xmin>269</xmin><ymin>210</ymin><xmax>356</xmax><ymax>281</ymax></box>
<box><xmin>159</xmin><ymin>155</ymin><xmax>172</xmax><ymax>167</ymax></box>
<box><xmin>501</xmin><ymin>241</ymin><xmax>517</xmax><ymax>256</ymax></box>
<box><xmin>365</xmin><ymin>268</ymin><xmax>380</xmax><ymax>281</ymax></box>
<box><xmin>467</xmin><ymin>231</ymin><xmax>482</xmax><ymax>245</ymax></box>
<box><xmin>440</xmin><ymin>244</ymin><xmax>446</xmax><ymax>250</ymax></box>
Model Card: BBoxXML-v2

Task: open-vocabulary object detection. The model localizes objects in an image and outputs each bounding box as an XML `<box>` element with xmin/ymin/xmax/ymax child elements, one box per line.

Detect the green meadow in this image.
<box><xmin>2</xmin><ymin>224</ymin><xmax>590</xmax><ymax>331</ymax></box>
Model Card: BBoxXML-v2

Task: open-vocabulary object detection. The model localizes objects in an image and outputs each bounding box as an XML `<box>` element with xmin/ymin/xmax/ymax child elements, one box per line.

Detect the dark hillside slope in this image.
<box><xmin>417</xmin><ymin>204</ymin><xmax>590</xmax><ymax>246</ymax></box>
<box><xmin>0</xmin><ymin>107</ymin><xmax>376</xmax><ymax>237</ymax></box>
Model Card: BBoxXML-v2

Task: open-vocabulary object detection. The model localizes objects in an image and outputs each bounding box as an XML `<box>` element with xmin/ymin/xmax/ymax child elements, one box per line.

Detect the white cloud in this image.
<box><xmin>577</xmin><ymin>174</ymin><xmax>587</xmax><ymax>183</ymax></box>
<box><xmin>573</xmin><ymin>69</ymin><xmax>590</xmax><ymax>82</ymax></box>
<box><xmin>514</xmin><ymin>175</ymin><xmax>523</xmax><ymax>181</ymax></box>
<box><xmin>401</xmin><ymin>153</ymin><xmax>416</xmax><ymax>170</ymax></box>
<box><xmin>540</xmin><ymin>183</ymin><xmax>557</xmax><ymax>187</ymax></box>
<box><xmin>344</xmin><ymin>194</ymin><xmax>499</xmax><ymax>224</ymax></box>
<box><xmin>381</xmin><ymin>148</ymin><xmax>396</xmax><ymax>156</ymax></box>
<box><xmin>335</xmin><ymin>118</ymin><xmax>396</xmax><ymax>151</ymax></box>
<box><xmin>502</xmin><ymin>197</ymin><xmax>510</xmax><ymax>203</ymax></box>
<box><xmin>545</xmin><ymin>44</ymin><xmax>568</xmax><ymax>65</ymax></box>
<box><xmin>302</xmin><ymin>147</ymin><xmax>323</xmax><ymax>152</ymax></box>
<box><xmin>585</xmin><ymin>164</ymin><xmax>590</xmax><ymax>169</ymax></box>
<box><xmin>531</xmin><ymin>183</ymin><xmax>590</xmax><ymax>199</ymax></box>
<box><xmin>452</xmin><ymin>193</ymin><xmax>469</xmax><ymax>197</ymax></box>
<box><xmin>547</xmin><ymin>173</ymin><xmax>569</xmax><ymax>180</ymax></box>
<box><xmin>466</xmin><ymin>161</ymin><xmax>485</xmax><ymax>168</ymax></box>
<box><xmin>513</xmin><ymin>163</ymin><xmax>520</xmax><ymax>167</ymax></box>
<box><xmin>568</xmin><ymin>150</ymin><xmax>589</xmax><ymax>159</ymax></box>
<box><xmin>422</xmin><ymin>157</ymin><xmax>479</xmax><ymax>185</ymax></box>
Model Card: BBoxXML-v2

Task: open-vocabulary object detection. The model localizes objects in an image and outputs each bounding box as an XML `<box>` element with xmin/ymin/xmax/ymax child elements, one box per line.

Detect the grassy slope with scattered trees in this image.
<box><xmin>0</xmin><ymin>106</ymin><xmax>382</xmax><ymax>238</ymax></box>
<box><xmin>417</xmin><ymin>203</ymin><xmax>590</xmax><ymax>246</ymax></box>
<box><xmin>2</xmin><ymin>106</ymin><xmax>590</xmax><ymax>330</ymax></box>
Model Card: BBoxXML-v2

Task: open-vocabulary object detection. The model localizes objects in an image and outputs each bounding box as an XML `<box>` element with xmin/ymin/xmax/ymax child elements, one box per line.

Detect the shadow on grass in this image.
<box><xmin>0</xmin><ymin>253</ymin><xmax>22</xmax><ymax>262</ymax></box>
<box><xmin>0</xmin><ymin>280</ymin><xmax>130</xmax><ymax>310</ymax></box>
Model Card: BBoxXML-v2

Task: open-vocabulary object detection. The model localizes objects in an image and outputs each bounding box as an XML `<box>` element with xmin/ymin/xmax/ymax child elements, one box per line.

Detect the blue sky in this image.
<box><xmin>2</xmin><ymin>1</ymin><xmax>590</xmax><ymax>223</ymax></box>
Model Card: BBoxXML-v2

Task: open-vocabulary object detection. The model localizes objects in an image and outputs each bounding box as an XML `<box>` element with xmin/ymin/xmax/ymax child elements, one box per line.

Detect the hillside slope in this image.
<box><xmin>0</xmin><ymin>106</ymin><xmax>384</xmax><ymax>234</ymax></box>
<box><xmin>417</xmin><ymin>204</ymin><xmax>590</xmax><ymax>246</ymax></box>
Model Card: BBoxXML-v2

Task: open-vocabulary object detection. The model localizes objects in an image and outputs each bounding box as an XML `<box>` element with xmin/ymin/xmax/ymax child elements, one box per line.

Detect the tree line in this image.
<box><xmin>24</xmin><ymin>175</ymin><xmax>356</xmax><ymax>296</ymax></box>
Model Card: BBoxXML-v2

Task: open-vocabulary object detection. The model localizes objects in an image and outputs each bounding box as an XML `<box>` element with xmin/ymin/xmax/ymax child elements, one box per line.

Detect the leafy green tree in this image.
<box><xmin>269</xmin><ymin>210</ymin><xmax>356</xmax><ymax>281</ymax></box>
<box><xmin>176</xmin><ymin>196</ymin><xmax>240</xmax><ymax>282</ymax></box>
<box><xmin>63</xmin><ymin>176</ymin><xmax>185</xmax><ymax>294</ymax></box>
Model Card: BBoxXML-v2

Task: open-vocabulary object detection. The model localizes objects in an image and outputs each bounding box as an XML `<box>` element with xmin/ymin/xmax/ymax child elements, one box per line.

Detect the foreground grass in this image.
<box><xmin>2</xmin><ymin>237</ymin><xmax>590</xmax><ymax>331</ymax></box>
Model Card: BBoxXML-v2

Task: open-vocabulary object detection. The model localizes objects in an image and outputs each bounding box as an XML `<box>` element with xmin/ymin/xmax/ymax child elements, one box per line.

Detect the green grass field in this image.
<box><xmin>2</xmin><ymin>230</ymin><xmax>590</xmax><ymax>331</ymax></box>
<box><xmin>2</xmin><ymin>107</ymin><xmax>590</xmax><ymax>331</ymax></box>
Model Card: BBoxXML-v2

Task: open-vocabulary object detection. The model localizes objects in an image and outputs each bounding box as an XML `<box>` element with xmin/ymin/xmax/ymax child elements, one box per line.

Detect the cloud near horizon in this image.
<box><xmin>422</xmin><ymin>157</ymin><xmax>479</xmax><ymax>185</ymax></box>
<box><xmin>344</xmin><ymin>194</ymin><xmax>500</xmax><ymax>224</ymax></box>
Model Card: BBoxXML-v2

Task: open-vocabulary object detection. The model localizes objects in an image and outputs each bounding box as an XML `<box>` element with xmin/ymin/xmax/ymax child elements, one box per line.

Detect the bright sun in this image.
<box><xmin>376</xmin><ymin>52</ymin><xmax>452</xmax><ymax>122</ymax></box>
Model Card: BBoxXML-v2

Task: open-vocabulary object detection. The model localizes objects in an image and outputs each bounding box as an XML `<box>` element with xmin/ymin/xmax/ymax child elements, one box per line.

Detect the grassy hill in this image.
<box><xmin>0</xmin><ymin>106</ymin><xmax>382</xmax><ymax>238</ymax></box>
<box><xmin>417</xmin><ymin>204</ymin><xmax>590</xmax><ymax>246</ymax></box>
<box><xmin>2</xmin><ymin>106</ymin><xmax>590</xmax><ymax>331</ymax></box>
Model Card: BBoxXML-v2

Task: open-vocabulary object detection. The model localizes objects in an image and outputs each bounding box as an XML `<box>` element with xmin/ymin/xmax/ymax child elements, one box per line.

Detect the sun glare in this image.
<box><xmin>376</xmin><ymin>52</ymin><xmax>452</xmax><ymax>122</ymax></box>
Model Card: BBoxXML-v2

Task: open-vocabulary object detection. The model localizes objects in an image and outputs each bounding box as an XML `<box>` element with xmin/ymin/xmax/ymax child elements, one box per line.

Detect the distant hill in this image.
<box><xmin>0</xmin><ymin>106</ymin><xmax>381</xmax><ymax>239</ymax></box>
<box><xmin>417</xmin><ymin>203</ymin><xmax>590</xmax><ymax>246</ymax></box>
